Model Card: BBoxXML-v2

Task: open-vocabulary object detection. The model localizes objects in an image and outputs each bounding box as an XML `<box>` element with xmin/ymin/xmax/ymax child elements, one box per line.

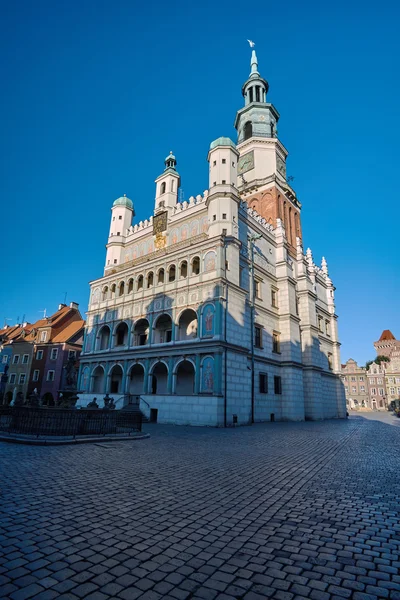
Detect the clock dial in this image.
<box><xmin>238</xmin><ymin>150</ymin><xmax>254</xmax><ymax>175</ymax></box>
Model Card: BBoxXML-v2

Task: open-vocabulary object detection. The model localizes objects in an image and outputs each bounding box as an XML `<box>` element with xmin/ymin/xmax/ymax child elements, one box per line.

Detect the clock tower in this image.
<box><xmin>234</xmin><ymin>48</ymin><xmax>302</xmax><ymax>255</ymax></box>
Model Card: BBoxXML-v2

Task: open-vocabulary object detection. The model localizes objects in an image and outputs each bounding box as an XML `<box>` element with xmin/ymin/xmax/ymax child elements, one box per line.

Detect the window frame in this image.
<box><xmin>274</xmin><ymin>375</ymin><xmax>282</xmax><ymax>395</ymax></box>
<box><xmin>13</xmin><ymin>355</ymin><xmax>20</xmax><ymax>365</ymax></box>
<box><xmin>272</xmin><ymin>331</ymin><xmax>280</xmax><ymax>354</ymax></box>
<box><xmin>50</xmin><ymin>348</ymin><xmax>58</xmax><ymax>360</ymax></box>
<box><xmin>259</xmin><ymin>373</ymin><xmax>268</xmax><ymax>394</ymax></box>
<box><xmin>36</xmin><ymin>350</ymin><xmax>43</xmax><ymax>360</ymax></box>
<box><xmin>254</xmin><ymin>325</ymin><xmax>262</xmax><ymax>349</ymax></box>
<box><xmin>46</xmin><ymin>370</ymin><xmax>55</xmax><ymax>382</ymax></box>
<box><xmin>19</xmin><ymin>373</ymin><xmax>26</xmax><ymax>384</ymax></box>
<box><xmin>9</xmin><ymin>373</ymin><xmax>16</xmax><ymax>384</ymax></box>
<box><xmin>32</xmin><ymin>370</ymin><xmax>40</xmax><ymax>382</ymax></box>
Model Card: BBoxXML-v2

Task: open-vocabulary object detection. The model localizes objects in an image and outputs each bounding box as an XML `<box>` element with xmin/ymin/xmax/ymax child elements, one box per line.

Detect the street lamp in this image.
<box><xmin>248</xmin><ymin>232</ymin><xmax>262</xmax><ymax>424</ymax></box>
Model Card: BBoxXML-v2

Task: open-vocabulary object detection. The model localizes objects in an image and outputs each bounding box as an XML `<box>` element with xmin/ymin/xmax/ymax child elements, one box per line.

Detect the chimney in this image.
<box><xmin>69</xmin><ymin>302</ymin><xmax>79</xmax><ymax>310</ymax></box>
<box><xmin>58</xmin><ymin>303</ymin><xmax>67</xmax><ymax>310</ymax></box>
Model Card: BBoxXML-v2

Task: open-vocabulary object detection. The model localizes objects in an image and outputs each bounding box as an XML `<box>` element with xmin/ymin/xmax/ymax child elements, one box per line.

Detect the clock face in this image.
<box><xmin>238</xmin><ymin>150</ymin><xmax>254</xmax><ymax>175</ymax></box>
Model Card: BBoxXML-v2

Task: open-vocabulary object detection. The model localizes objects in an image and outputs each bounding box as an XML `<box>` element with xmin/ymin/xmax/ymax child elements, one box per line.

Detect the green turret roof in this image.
<box><xmin>113</xmin><ymin>194</ymin><xmax>133</xmax><ymax>209</ymax></box>
<box><xmin>209</xmin><ymin>137</ymin><xmax>236</xmax><ymax>150</ymax></box>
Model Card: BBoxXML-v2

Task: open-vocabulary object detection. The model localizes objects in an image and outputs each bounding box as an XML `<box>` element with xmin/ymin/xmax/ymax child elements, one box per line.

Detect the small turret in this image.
<box><xmin>105</xmin><ymin>194</ymin><xmax>134</xmax><ymax>270</ymax></box>
<box><xmin>154</xmin><ymin>151</ymin><xmax>180</xmax><ymax>214</ymax></box>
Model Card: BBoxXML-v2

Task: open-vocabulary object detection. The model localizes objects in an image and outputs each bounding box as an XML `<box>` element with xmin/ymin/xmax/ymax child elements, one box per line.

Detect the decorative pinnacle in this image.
<box><xmin>306</xmin><ymin>247</ymin><xmax>314</xmax><ymax>267</ymax></box>
<box><xmin>321</xmin><ymin>256</ymin><xmax>328</xmax><ymax>275</ymax></box>
<box><xmin>250</xmin><ymin>50</ymin><xmax>259</xmax><ymax>77</ymax></box>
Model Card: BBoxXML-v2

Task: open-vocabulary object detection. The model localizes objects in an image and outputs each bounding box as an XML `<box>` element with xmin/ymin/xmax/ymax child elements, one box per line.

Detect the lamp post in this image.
<box><xmin>248</xmin><ymin>232</ymin><xmax>262</xmax><ymax>424</ymax></box>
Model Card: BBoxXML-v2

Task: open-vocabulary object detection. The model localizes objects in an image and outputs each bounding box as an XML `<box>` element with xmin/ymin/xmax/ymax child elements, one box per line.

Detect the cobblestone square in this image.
<box><xmin>1</xmin><ymin>416</ymin><xmax>400</xmax><ymax>600</ymax></box>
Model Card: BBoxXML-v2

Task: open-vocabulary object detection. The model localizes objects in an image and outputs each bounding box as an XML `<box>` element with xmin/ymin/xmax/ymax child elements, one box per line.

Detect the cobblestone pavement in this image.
<box><xmin>1</xmin><ymin>417</ymin><xmax>400</xmax><ymax>600</ymax></box>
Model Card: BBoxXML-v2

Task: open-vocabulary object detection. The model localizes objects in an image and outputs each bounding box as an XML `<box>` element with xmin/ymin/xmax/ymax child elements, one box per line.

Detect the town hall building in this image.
<box><xmin>77</xmin><ymin>49</ymin><xmax>346</xmax><ymax>425</ymax></box>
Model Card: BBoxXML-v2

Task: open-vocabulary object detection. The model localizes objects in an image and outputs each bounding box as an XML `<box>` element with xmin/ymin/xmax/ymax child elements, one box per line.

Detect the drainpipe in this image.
<box><xmin>248</xmin><ymin>233</ymin><xmax>261</xmax><ymax>424</ymax></box>
<box><xmin>223</xmin><ymin>237</ymin><xmax>228</xmax><ymax>428</ymax></box>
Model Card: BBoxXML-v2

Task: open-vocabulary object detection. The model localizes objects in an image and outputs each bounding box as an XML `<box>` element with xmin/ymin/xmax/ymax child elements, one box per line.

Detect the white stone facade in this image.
<box><xmin>77</xmin><ymin>50</ymin><xmax>346</xmax><ymax>425</ymax></box>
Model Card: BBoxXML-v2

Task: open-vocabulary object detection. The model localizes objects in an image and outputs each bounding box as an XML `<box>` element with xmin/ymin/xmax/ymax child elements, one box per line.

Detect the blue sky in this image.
<box><xmin>0</xmin><ymin>0</ymin><xmax>399</xmax><ymax>365</ymax></box>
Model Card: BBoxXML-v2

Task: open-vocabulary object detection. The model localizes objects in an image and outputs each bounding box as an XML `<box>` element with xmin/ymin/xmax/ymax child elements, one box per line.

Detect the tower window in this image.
<box><xmin>256</xmin><ymin>86</ymin><xmax>260</xmax><ymax>102</ymax></box>
<box><xmin>171</xmin><ymin>180</ymin><xmax>174</xmax><ymax>192</ymax></box>
<box><xmin>222</xmin><ymin>214</ymin><xmax>227</xmax><ymax>219</ymax></box>
<box><xmin>232</xmin><ymin>162</ymin><xmax>235</xmax><ymax>167</ymax></box>
<box><xmin>249</xmin><ymin>87</ymin><xmax>254</xmax><ymax>103</ymax></box>
<box><xmin>213</xmin><ymin>182</ymin><xmax>216</xmax><ymax>186</ymax></box>
<box><xmin>213</xmin><ymin>161</ymin><xmax>216</xmax><ymax>167</ymax></box>
<box><xmin>119</xmin><ymin>215</ymin><xmax>122</xmax><ymax>220</ymax></box>
<box><xmin>112</xmin><ymin>217</ymin><xmax>115</xmax><ymax>221</ymax></box>
<box><xmin>114</xmin><ymin>259</ymin><xmax>117</xmax><ymax>264</ymax></box>
<box><xmin>222</xmin><ymin>180</ymin><xmax>226</xmax><ymax>184</ymax></box>
<box><xmin>244</xmin><ymin>121</ymin><xmax>252</xmax><ymax>140</ymax></box>
<box><xmin>213</xmin><ymin>215</ymin><xmax>216</xmax><ymax>221</ymax></box>
<box><xmin>222</xmin><ymin>159</ymin><xmax>226</xmax><ymax>164</ymax></box>
<box><xmin>117</xmin><ymin>232</ymin><xmax>120</xmax><ymax>236</ymax></box>
<box><xmin>161</xmin><ymin>182</ymin><xmax>166</xmax><ymax>194</ymax></box>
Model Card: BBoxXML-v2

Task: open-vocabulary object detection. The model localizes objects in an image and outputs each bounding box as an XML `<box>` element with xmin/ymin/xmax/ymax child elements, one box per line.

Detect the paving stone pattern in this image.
<box><xmin>1</xmin><ymin>416</ymin><xmax>400</xmax><ymax>600</ymax></box>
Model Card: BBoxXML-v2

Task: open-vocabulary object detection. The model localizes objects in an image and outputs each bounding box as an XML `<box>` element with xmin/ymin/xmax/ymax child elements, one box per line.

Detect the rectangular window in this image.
<box><xmin>379</xmin><ymin>388</ymin><xmax>384</xmax><ymax>396</ymax></box>
<box><xmin>213</xmin><ymin>215</ymin><xmax>216</xmax><ymax>221</ymax></box>
<box><xmin>352</xmin><ymin>386</ymin><xmax>357</xmax><ymax>393</ymax></box>
<box><xmin>68</xmin><ymin>350</ymin><xmax>76</xmax><ymax>359</ymax></box>
<box><xmin>359</xmin><ymin>376</ymin><xmax>364</xmax><ymax>382</ymax></box>
<box><xmin>318</xmin><ymin>316</ymin><xmax>323</xmax><ymax>332</ymax></box>
<box><xmin>390</xmin><ymin>387</ymin><xmax>395</xmax><ymax>395</ymax></box>
<box><xmin>272</xmin><ymin>332</ymin><xmax>280</xmax><ymax>354</ymax></box>
<box><xmin>271</xmin><ymin>289</ymin><xmax>278</xmax><ymax>308</ymax></box>
<box><xmin>222</xmin><ymin>158</ymin><xmax>226</xmax><ymax>164</ymax></box>
<box><xmin>343</xmin><ymin>376</ymin><xmax>347</xmax><ymax>382</ymax></box>
<box><xmin>377</xmin><ymin>378</ymin><xmax>383</xmax><ymax>384</ymax></box>
<box><xmin>397</xmin><ymin>387</ymin><xmax>400</xmax><ymax>394</ymax></box>
<box><xmin>371</xmin><ymin>388</ymin><xmax>376</xmax><ymax>395</ymax></box>
<box><xmin>274</xmin><ymin>376</ymin><xmax>282</xmax><ymax>395</ymax></box>
<box><xmin>47</xmin><ymin>370</ymin><xmax>55</xmax><ymax>382</ymax></box>
<box><xmin>222</xmin><ymin>213</ymin><xmax>227</xmax><ymax>219</ymax></box>
<box><xmin>19</xmin><ymin>373</ymin><xmax>26</xmax><ymax>384</ymax></box>
<box><xmin>2</xmin><ymin>355</ymin><xmax>8</xmax><ymax>364</ymax></box>
<box><xmin>255</xmin><ymin>279</ymin><xmax>262</xmax><ymax>299</ymax></box>
<box><xmin>36</xmin><ymin>350</ymin><xmax>43</xmax><ymax>360</ymax></box>
<box><xmin>360</xmin><ymin>385</ymin><xmax>365</xmax><ymax>392</ymax></box>
<box><xmin>22</xmin><ymin>354</ymin><xmax>29</xmax><ymax>364</ymax></box>
<box><xmin>165</xmin><ymin>330</ymin><xmax>172</xmax><ymax>343</ymax></box>
<box><xmin>32</xmin><ymin>370</ymin><xmax>39</xmax><ymax>382</ymax></box>
<box><xmin>328</xmin><ymin>353</ymin><xmax>333</xmax><ymax>370</ymax></box>
<box><xmin>213</xmin><ymin>160</ymin><xmax>216</xmax><ymax>166</ymax></box>
<box><xmin>325</xmin><ymin>320</ymin><xmax>331</xmax><ymax>336</ymax></box>
<box><xmin>13</xmin><ymin>355</ymin><xmax>20</xmax><ymax>364</ymax></box>
<box><xmin>370</xmin><ymin>377</ymin><xmax>375</xmax><ymax>384</ymax></box>
<box><xmin>222</xmin><ymin>179</ymin><xmax>226</xmax><ymax>184</ymax></box>
<box><xmin>388</xmin><ymin>377</ymin><xmax>394</xmax><ymax>384</ymax></box>
<box><xmin>259</xmin><ymin>373</ymin><xmax>268</xmax><ymax>394</ymax></box>
<box><xmin>118</xmin><ymin>215</ymin><xmax>122</xmax><ymax>220</ymax></box>
<box><xmin>255</xmin><ymin>325</ymin><xmax>262</xmax><ymax>348</ymax></box>
<box><xmin>9</xmin><ymin>373</ymin><xmax>16</xmax><ymax>384</ymax></box>
<box><xmin>351</xmin><ymin>376</ymin><xmax>356</xmax><ymax>382</ymax></box>
<box><xmin>50</xmin><ymin>348</ymin><xmax>58</xmax><ymax>360</ymax></box>
<box><xmin>40</xmin><ymin>331</ymin><xmax>47</xmax><ymax>342</ymax></box>
<box><xmin>396</xmin><ymin>378</ymin><xmax>400</xmax><ymax>384</ymax></box>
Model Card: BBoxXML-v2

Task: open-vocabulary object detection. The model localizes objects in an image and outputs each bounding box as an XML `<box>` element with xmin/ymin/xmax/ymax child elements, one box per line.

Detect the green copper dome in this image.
<box><xmin>209</xmin><ymin>137</ymin><xmax>236</xmax><ymax>150</ymax></box>
<box><xmin>113</xmin><ymin>194</ymin><xmax>133</xmax><ymax>209</ymax></box>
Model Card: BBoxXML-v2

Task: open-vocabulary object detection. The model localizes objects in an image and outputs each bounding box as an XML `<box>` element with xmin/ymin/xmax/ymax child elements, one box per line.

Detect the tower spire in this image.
<box><xmin>250</xmin><ymin>50</ymin><xmax>259</xmax><ymax>77</ymax></box>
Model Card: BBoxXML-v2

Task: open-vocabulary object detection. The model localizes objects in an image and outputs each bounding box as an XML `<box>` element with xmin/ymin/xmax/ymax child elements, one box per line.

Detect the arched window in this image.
<box><xmin>102</xmin><ymin>286</ymin><xmax>108</xmax><ymax>301</ymax></box>
<box><xmin>127</xmin><ymin>279</ymin><xmax>134</xmax><ymax>294</ymax></box>
<box><xmin>153</xmin><ymin>314</ymin><xmax>173</xmax><ymax>344</ymax></box>
<box><xmin>133</xmin><ymin>319</ymin><xmax>149</xmax><ymax>346</ymax></box>
<box><xmin>97</xmin><ymin>326</ymin><xmax>111</xmax><ymax>351</ymax></box>
<box><xmin>180</xmin><ymin>261</ymin><xmax>188</xmax><ymax>278</ymax></box>
<box><xmin>147</xmin><ymin>272</ymin><xmax>154</xmax><ymax>288</ymax></box>
<box><xmin>157</xmin><ymin>268</ymin><xmax>165</xmax><ymax>284</ymax></box>
<box><xmin>110</xmin><ymin>284</ymin><xmax>116</xmax><ymax>299</ymax></box>
<box><xmin>128</xmin><ymin>364</ymin><xmax>144</xmax><ymax>395</ymax></box>
<box><xmin>137</xmin><ymin>275</ymin><xmax>143</xmax><ymax>290</ymax></box>
<box><xmin>244</xmin><ymin>121</ymin><xmax>252</xmax><ymax>140</ymax></box>
<box><xmin>91</xmin><ymin>366</ymin><xmax>105</xmax><ymax>393</ymax></box>
<box><xmin>168</xmin><ymin>265</ymin><xmax>176</xmax><ymax>282</ymax></box>
<box><xmin>115</xmin><ymin>322</ymin><xmax>128</xmax><ymax>346</ymax></box>
<box><xmin>109</xmin><ymin>364</ymin><xmax>123</xmax><ymax>394</ymax></box>
<box><xmin>178</xmin><ymin>309</ymin><xmax>198</xmax><ymax>341</ymax></box>
<box><xmin>118</xmin><ymin>282</ymin><xmax>125</xmax><ymax>297</ymax></box>
<box><xmin>191</xmin><ymin>257</ymin><xmax>200</xmax><ymax>275</ymax></box>
<box><xmin>175</xmin><ymin>361</ymin><xmax>195</xmax><ymax>395</ymax></box>
<box><xmin>151</xmin><ymin>362</ymin><xmax>168</xmax><ymax>395</ymax></box>
<box><xmin>161</xmin><ymin>182</ymin><xmax>166</xmax><ymax>194</ymax></box>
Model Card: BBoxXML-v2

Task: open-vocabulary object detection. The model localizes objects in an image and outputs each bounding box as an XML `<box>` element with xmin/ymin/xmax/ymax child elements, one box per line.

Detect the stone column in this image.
<box><xmin>143</xmin><ymin>359</ymin><xmax>150</xmax><ymax>394</ymax></box>
<box><xmin>214</xmin><ymin>354</ymin><xmax>222</xmax><ymax>395</ymax></box>
<box><xmin>195</xmin><ymin>354</ymin><xmax>201</xmax><ymax>394</ymax></box>
<box><xmin>167</xmin><ymin>357</ymin><xmax>174</xmax><ymax>394</ymax></box>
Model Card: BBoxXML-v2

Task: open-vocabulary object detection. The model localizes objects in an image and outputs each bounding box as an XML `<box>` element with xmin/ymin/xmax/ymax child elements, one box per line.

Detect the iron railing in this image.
<box><xmin>0</xmin><ymin>406</ymin><xmax>142</xmax><ymax>437</ymax></box>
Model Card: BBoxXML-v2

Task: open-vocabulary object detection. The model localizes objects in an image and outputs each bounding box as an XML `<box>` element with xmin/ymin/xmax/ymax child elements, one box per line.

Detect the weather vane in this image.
<box><xmin>247</xmin><ymin>39</ymin><xmax>255</xmax><ymax>48</ymax></box>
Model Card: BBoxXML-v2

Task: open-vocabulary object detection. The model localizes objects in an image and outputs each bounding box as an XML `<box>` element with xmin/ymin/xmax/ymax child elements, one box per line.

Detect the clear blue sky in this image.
<box><xmin>1</xmin><ymin>0</ymin><xmax>399</xmax><ymax>365</ymax></box>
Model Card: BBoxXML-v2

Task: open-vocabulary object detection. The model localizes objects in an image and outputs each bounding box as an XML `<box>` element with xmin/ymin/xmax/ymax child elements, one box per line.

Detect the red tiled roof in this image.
<box><xmin>378</xmin><ymin>330</ymin><xmax>396</xmax><ymax>341</ymax></box>
<box><xmin>52</xmin><ymin>320</ymin><xmax>85</xmax><ymax>343</ymax></box>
